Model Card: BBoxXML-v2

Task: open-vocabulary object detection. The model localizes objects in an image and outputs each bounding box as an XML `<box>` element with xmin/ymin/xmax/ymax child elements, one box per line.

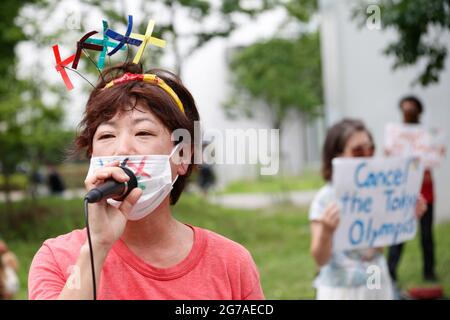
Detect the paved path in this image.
<box><xmin>1</xmin><ymin>188</ymin><xmax>316</xmax><ymax>210</ymax></box>
<box><xmin>0</xmin><ymin>188</ymin><xmax>86</xmax><ymax>203</ymax></box>
<box><xmin>209</xmin><ymin>190</ymin><xmax>317</xmax><ymax>209</ymax></box>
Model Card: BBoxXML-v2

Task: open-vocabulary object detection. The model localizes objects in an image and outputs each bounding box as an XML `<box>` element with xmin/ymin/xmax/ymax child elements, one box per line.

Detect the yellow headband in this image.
<box><xmin>103</xmin><ymin>72</ymin><xmax>184</xmax><ymax>113</ymax></box>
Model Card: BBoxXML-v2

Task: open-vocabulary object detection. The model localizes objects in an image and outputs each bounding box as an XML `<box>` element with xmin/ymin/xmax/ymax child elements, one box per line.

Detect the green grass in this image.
<box><xmin>394</xmin><ymin>225</ymin><xmax>450</xmax><ymax>292</ymax></box>
<box><xmin>219</xmin><ymin>170</ymin><xmax>324</xmax><ymax>194</ymax></box>
<box><xmin>0</xmin><ymin>174</ymin><xmax>28</xmax><ymax>191</ymax></box>
<box><xmin>1</xmin><ymin>194</ymin><xmax>449</xmax><ymax>300</ymax></box>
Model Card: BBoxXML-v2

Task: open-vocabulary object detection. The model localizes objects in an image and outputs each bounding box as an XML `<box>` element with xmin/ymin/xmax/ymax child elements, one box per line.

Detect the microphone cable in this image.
<box><xmin>84</xmin><ymin>198</ymin><xmax>97</xmax><ymax>300</ymax></box>
<box><xmin>83</xmin><ymin>158</ymin><xmax>133</xmax><ymax>300</ymax></box>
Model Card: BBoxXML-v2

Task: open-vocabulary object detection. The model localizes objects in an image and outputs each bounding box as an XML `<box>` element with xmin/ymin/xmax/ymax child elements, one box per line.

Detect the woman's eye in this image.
<box><xmin>98</xmin><ymin>134</ymin><xmax>115</xmax><ymax>140</ymax></box>
<box><xmin>136</xmin><ymin>131</ymin><xmax>153</xmax><ymax>136</ymax></box>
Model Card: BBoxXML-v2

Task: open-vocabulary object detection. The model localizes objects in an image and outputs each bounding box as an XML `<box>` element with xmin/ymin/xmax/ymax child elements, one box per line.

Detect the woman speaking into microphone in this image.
<box><xmin>28</xmin><ymin>63</ymin><xmax>264</xmax><ymax>300</ymax></box>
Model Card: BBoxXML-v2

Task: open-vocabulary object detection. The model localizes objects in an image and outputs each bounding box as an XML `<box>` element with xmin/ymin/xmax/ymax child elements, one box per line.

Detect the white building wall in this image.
<box><xmin>319</xmin><ymin>0</ymin><xmax>450</xmax><ymax>222</ymax></box>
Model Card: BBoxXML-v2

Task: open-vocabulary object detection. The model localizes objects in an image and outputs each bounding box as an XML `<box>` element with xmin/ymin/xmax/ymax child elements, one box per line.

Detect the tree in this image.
<box><xmin>227</xmin><ymin>33</ymin><xmax>323</xmax><ymax>129</ymax></box>
<box><xmin>0</xmin><ymin>0</ymin><xmax>75</xmax><ymax>208</ymax></box>
<box><xmin>353</xmin><ymin>0</ymin><xmax>450</xmax><ymax>87</ymax></box>
<box><xmin>226</xmin><ymin>0</ymin><xmax>323</xmax><ymax>128</ymax></box>
<box><xmin>0</xmin><ymin>0</ymin><xmax>36</xmax><ymax>207</ymax></box>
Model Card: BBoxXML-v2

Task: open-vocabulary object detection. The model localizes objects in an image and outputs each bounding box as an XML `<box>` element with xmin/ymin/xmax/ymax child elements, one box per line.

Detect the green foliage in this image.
<box><xmin>0</xmin><ymin>0</ymin><xmax>37</xmax><ymax>179</ymax></box>
<box><xmin>0</xmin><ymin>174</ymin><xmax>28</xmax><ymax>191</ymax></box>
<box><xmin>0</xmin><ymin>0</ymin><xmax>75</xmax><ymax>204</ymax></box>
<box><xmin>353</xmin><ymin>0</ymin><xmax>450</xmax><ymax>86</ymax></box>
<box><xmin>0</xmin><ymin>0</ymin><xmax>34</xmax><ymax>74</ymax></box>
<box><xmin>283</xmin><ymin>0</ymin><xmax>318</xmax><ymax>22</ymax></box>
<box><xmin>0</xmin><ymin>78</ymin><xmax>75</xmax><ymax>170</ymax></box>
<box><xmin>220</xmin><ymin>170</ymin><xmax>324</xmax><ymax>194</ymax></box>
<box><xmin>227</xmin><ymin>32</ymin><xmax>323</xmax><ymax>126</ymax></box>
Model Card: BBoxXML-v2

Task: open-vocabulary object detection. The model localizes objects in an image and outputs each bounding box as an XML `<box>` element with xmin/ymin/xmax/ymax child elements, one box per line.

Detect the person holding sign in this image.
<box><xmin>309</xmin><ymin>119</ymin><xmax>426</xmax><ymax>300</ymax></box>
<box><xmin>387</xmin><ymin>96</ymin><xmax>441</xmax><ymax>283</ymax></box>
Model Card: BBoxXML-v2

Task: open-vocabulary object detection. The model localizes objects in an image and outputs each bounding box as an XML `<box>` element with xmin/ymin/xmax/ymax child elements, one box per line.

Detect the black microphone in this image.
<box><xmin>84</xmin><ymin>158</ymin><xmax>138</xmax><ymax>204</ymax></box>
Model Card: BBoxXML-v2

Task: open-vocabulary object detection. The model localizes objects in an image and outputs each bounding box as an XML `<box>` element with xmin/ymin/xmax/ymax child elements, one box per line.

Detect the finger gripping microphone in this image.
<box><xmin>84</xmin><ymin>158</ymin><xmax>138</xmax><ymax>204</ymax></box>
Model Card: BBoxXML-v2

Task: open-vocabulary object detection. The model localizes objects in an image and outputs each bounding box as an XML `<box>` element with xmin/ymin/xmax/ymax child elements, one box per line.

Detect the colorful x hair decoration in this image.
<box><xmin>84</xmin><ymin>20</ymin><xmax>126</xmax><ymax>71</ymax></box>
<box><xmin>52</xmin><ymin>44</ymin><xmax>75</xmax><ymax>90</ymax></box>
<box><xmin>71</xmin><ymin>31</ymin><xmax>104</xmax><ymax>70</ymax></box>
<box><xmin>131</xmin><ymin>20</ymin><xmax>166</xmax><ymax>64</ymax></box>
<box><xmin>105</xmin><ymin>15</ymin><xmax>142</xmax><ymax>56</ymax></box>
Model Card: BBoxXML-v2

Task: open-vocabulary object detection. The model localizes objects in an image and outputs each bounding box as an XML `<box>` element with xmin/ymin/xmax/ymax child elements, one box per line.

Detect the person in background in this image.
<box><xmin>0</xmin><ymin>239</ymin><xmax>20</xmax><ymax>300</ymax></box>
<box><xmin>47</xmin><ymin>165</ymin><xmax>66</xmax><ymax>195</ymax></box>
<box><xmin>197</xmin><ymin>142</ymin><xmax>216</xmax><ymax>196</ymax></box>
<box><xmin>388</xmin><ymin>96</ymin><xmax>438</xmax><ymax>282</ymax></box>
<box><xmin>309</xmin><ymin>118</ymin><xmax>426</xmax><ymax>300</ymax></box>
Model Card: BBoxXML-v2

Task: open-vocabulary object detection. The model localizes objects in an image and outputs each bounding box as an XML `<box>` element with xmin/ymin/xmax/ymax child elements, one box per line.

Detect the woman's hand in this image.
<box><xmin>84</xmin><ymin>161</ymin><xmax>143</xmax><ymax>251</ymax></box>
<box><xmin>320</xmin><ymin>202</ymin><xmax>340</xmax><ymax>235</ymax></box>
<box><xmin>310</xmin><ymin>202</ymin><xmax>340</xmax><ymax>267</ymax></box>
<box><xmin>415</xmin><ymin>194</ymin><xmax>427</xmax><ymax>219</ymax></box>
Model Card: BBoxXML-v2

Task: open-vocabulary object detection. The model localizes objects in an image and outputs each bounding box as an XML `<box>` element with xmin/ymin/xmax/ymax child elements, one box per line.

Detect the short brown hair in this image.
<box><xmin>73</xmin><ymin>62</ymin><xmax>200</xmax><ymax>204</ymax></box>
<box><xmin>321</xmin><ymin>118</ymin><xmax>373</xmax><ymax>181</ymax></box>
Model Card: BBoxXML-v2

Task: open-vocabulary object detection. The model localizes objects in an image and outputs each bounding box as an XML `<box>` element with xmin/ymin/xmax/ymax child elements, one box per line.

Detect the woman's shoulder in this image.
<box><xmin>43</xmin><ymin>229</ymin><xmax>86</xmax><ymax>246</ymax></box>
<box><xmin>195</xmin><ymin>226</ymin><xmax>254</xmax><ymax>263</ymax></box>
<box><xmin>309</xmin><ymin>183</ymin><xmax>336</xmax><ymax>221</ymax></box>
<box><xmin>192</xmin><ymin>226</ymin><xmax>264</xmax><ymax>299</ymax></box>
<box><xmin>29</xmin><ymin>229</ymin><xmax>87</xmax><ymax>283</ymax></box>
<box><xmin>39</xmin><ymin>229</ymin><xmax>86</xmax><ymax>257</ymax></box>
<box><xmin>314</xmin><ymin>183</ymin><xmax>335</xmax><ymax>201</ymax></box>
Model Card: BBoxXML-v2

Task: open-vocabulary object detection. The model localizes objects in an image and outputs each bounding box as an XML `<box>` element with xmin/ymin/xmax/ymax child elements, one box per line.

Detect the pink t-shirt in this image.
<box><xmin>28</xmin><ymin>225</ymin><xmax>264</xmax><ymax>300</ymax></box>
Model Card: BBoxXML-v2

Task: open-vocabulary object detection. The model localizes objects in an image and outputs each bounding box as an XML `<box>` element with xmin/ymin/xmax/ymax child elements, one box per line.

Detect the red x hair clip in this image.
<box><xmin>72</xmin><ymin>31</ymin><xmax>104</xmax><ymax>70</ymax></box>
<box><xmin>52</xmin><ymin>44</ymin><xmax>75</xmax><ymax>91</ymax></box>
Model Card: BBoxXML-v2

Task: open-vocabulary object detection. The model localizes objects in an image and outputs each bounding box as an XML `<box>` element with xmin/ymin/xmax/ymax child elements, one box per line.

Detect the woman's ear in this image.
<box><xmin>174</xmin><ymin>144</ymin><xmax>193</xmax><ymax>176</ymax></box>
<box><xmin>176</xmin><ymin>162</ymin><xmax>189</xmax><ymax>176</ymax></box>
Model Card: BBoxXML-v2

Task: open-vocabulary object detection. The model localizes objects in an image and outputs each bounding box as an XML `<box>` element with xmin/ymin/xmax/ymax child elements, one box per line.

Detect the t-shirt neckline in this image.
<box><xmin>112</xmin><ymin>224</ymin><xmax>207</xmax><ymax>281</ymax></box>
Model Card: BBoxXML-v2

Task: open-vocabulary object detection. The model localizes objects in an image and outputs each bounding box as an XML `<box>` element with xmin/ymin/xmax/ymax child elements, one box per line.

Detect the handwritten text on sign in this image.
<box><xmin>384</xmin><ymin>123</ymin><xmax>446</xmax><ymax>168</ymax></box>
<box><xmin>332</xmin><ymin>157</ymin><xmax>423</xmax><ymax>251</ymax></box>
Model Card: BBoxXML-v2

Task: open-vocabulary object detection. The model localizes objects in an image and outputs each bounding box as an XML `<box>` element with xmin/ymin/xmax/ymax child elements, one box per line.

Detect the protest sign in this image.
<box><xmin>332</xmin><ymin>157</ymin><xmax>424</xmax><ymax>251</ymax></box>
<box><xmin>384</xmin><ymin>123</ymin><xmax>446</xmax><ymax>168</ymax></box>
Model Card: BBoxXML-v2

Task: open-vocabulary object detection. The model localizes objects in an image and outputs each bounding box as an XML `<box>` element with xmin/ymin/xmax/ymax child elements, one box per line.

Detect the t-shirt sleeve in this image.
<box><xmin>240</xmin><ymin>249</ymin><xmax>265</xmax><ymax>300</ymax></box>
<box><xmin>309</xmin><ymin>185</ymin><xmax>334</xmax><ymax>222</ymax></box>
<box><xmin>28</xmin><ymin>243</ymin><xmax>66</xmax><ymax>300</ymax></box>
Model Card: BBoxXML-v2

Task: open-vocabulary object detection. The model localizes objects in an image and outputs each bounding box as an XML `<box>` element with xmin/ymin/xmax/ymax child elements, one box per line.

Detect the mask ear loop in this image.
<box><xmin>169</xmin><ymin>143</ymin><xmax>185</xmax><ymax>184</ymax></box>
<box><xmin>169</xmin><ymin>143</ymin><xmax>183</xmax><ymax>161</ymax></box>
<box><xmin>171</xmin><ymin>173</ymin><xmax>179</xmax><ymax>186</ymax></box>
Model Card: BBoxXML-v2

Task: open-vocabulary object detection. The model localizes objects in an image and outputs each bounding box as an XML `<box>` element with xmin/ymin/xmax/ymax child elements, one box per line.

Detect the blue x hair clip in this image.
<box><xmin>105</xmin><ymin>15</ymin><xmax>142</xmax><ymax>56</ymax></box>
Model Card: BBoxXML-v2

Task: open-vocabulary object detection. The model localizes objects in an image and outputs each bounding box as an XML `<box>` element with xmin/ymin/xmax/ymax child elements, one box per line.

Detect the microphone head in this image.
<box><xmin>84</xmin><ymin>164</ymin><xmax>138</xmax><ymax>203</ymax></box>
<box><xmin>115</xmin><ymin>165</ymin><xmax>138</xmax><ymax>201</ymax></box>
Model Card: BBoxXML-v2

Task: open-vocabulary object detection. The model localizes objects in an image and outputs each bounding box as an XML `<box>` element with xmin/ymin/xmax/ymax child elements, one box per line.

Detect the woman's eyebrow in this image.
<box><xmin>133</xmin><ymin>117</ymin><xmax>157</xmax><ymax>125</ymax></box>
<box><xmin>97</xmin><ymin>120</ymin><xmax>116</xmax><ymax>128</ymax></box>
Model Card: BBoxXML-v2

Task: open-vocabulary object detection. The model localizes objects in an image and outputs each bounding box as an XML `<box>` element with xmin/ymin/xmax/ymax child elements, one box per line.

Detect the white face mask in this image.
<box><xmin>86</xmin><ymin>145</ymin><xmax>181</xmax><ymax>221</ymax></box>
